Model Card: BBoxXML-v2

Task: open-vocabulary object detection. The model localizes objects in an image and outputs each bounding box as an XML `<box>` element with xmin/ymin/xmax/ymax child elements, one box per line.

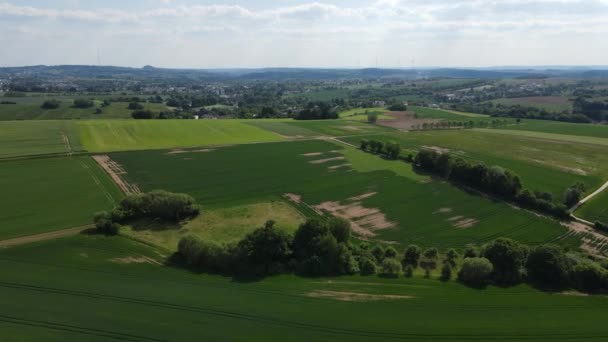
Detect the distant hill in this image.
<box><xmin>1</xmin><ymin>65</ymin><xmax>608</xmax><ymax>81</ymax></box>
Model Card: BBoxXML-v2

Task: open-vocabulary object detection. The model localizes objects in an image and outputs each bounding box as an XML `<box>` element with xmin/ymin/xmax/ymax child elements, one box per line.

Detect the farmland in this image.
<box><xmin>490</xmin><ymin>96</ymin><xmax>573</xmax><ymax>112</ymax></box>
<box><xmin>77</xmin><ymin>119</ymin><xmax>285</xmax><ymax>152</ymax></box>
<box><xmin>108</xmin><ymin>140</ymin><xmax>576</xmax><ymax>250</ymax></box>
<box><xmin>342</xmin><ymin>129</ymin><xmax>608</xmax><ymax>202</ymax></box>
<box><xmin>501</xmin><ymin>119</ymin><xmax>608</xmax><ymax>139</ymax></box>
<box><xmin>0</xmin><ymin>96</ymin><xmax>169</xmax><ymax>120</ymax></box>
<box><xmin>1</xmin><ymin>235</ymin><xmax>608</xmax><ymax>341</ymax></box>
<box><xmin>0</xmin><ymin>156</ymin><xmax>121</xmax><ymax>239</ymax></box>
<box><xmin>577</xmin><ymin>190</ymin><xmax>608</xmax><ymax>225</ymax></box>
<box><xmin>0</xmin><ymin>120</ymin><xmax>81</xmax><ymax>159</ymax></box>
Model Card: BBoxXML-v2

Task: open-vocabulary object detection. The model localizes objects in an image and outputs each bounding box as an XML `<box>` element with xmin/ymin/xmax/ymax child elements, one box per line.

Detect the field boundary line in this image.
<box><xmin>571</xmin><ymin>180</ymin><xmax>608</xmax><ymax>213</ymax></box>
<box><xmin>0</xmin><ymin>225</ymin><xmax>93</xmax><ymax>248</ymax></box>
<box><xmin>79</xmin><ymin>158</ymin><xmax>118</xmax><ymax>206</ymax></box>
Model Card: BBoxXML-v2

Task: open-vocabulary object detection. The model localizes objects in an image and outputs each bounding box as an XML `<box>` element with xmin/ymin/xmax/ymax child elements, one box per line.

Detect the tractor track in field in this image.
<box><xmin>0</xmin><ymin>225</ymin><xmax>93</xmax><ymax>248</ymax></box>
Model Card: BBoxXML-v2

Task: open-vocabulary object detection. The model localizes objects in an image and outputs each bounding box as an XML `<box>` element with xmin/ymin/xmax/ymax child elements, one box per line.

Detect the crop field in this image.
<box><xmin>0</xmin><ymin>98</ymin><xmax>169</xmax><ymax>120</ymax></box>
<box><xmin>1</xmin><ymin>235</ymin><xmax>607</xmax><ymax>341</ymax></box>
<box><xmin>248</xmin><ymin>119</ymin><xmax>393</xmax><ymax>138</ymax></box>
<box><xmin>490</xmin><ymin>96</ymin><xmax>573</xmax><ymax>112</ymax></box>
<box><xmin>341</xmin><ymin>129</ymin><xmax>608</xmax><ymax>202</ymax></box>
<box><xmin>0</xmin><ymin>156</ymin><xmax>122</xmax><ymax>239</ymax></box>
<box><xmin>501</xmin><ymin>119</ymin><xmax>608</xmax><ymax>139</ymax></box>
<box><xmin>338</xmin><ymin>107</ymin><xmax>393</xmax><ymax>121</ymax></box>
<box><xmin>0</xmin><ymin>121</ymin><xmax>82</xmax><ymax>159</ymax></box>
<box><xmin>577</xmin><ymin>191</ymin><xmax>608</xmax><ymax>225</ymax></box>
<box><xmin>77</xmin><ymin>120</ymin><xmax>285</xmax><ymax>152</ymax></box>
<box><xmin>108</xmin><ymin>140</ymin><xmax>576</xmax><ymax>249</ymax></box>
<box><xmin>409</xmin><ymin>106</ymin><xmax>495</xmax><ymax>123</ymax></box>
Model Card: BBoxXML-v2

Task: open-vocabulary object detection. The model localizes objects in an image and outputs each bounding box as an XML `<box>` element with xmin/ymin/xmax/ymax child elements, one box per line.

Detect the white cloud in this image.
<box><xmin>0</xmin><ymin>0</ymin><xmax>606</xmax><ymax>67</ymax></box>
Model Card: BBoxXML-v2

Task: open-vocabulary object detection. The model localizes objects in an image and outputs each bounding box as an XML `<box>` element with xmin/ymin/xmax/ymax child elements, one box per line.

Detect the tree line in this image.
<box><xmin>94</xmin><ymin>190</ymin><xmax>200</xmax><ymax>235</ymax></box>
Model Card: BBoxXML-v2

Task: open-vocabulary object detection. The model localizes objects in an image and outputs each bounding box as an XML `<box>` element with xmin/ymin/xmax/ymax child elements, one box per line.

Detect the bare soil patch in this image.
<box><xmin>328</xmin><ymin>163</ymin><xmax>351</xmax><ymax>171</ymax></box>
<box><xmin>93</xmin><ymin>155</ymin><xmax>141</xmax><ymax>195</ymax></box>
<box><xmin>376</xmin><ymin>111</ymin><xmax>439</xmax><ymax>130</ymax></box>
<box><xmin>314</xmin><ymin>193</ymin><xmax>395</xmax><ymax>237</ymax></box>
<box><xmin>434</xmin><ymin>207</ymin><xmax>453</xmax><ymax>214</ymax></box>
<box><xmin>284</xmin><ymin>193</ymin><xmax>302</xmax><ymax>204</ymax></box>
<box><xmin>453</xmin><ymin>218</ymin><xmax>479</xmax><ymax>229</ymax></box>
<box><xmin>109</xmin><ymin>256</ymin><xmax>162</xmax><ymax>265</ymax></box>
<box><xmin>422</xmin><ymin>145</ymin><xmax>450</xmax><ymax>154</ymax></box>
<box><xmin>309</xmin><ymin>156</ymin><xmax>345</xmax><ymax>164</ymax></box>
<box><xmin>306</xmin><ymin>290</ymin><xmax>412</xmax><ymax>302</ymax></box>
<box><xmin>527</xmin><ymin>158</ymin><xmax>589</xmax><ymax>176</ymax></box>
<box><xmin>564</xmin><ymin>221</ymin><xmax>608</xmax><ymax>256</ymax></box>
<box><xmin>0</xmin><ymin>225</ymin><xmax>91</xmax><ymax>248</ymax></box>
<box><xmin>301</xmin><ymin>152</ymin><xmax>324</xmax><ymax>157</ymax></box>
<box><xmin>348</xmin><ymin>192</ymin><xmax>378</xmax><ymax>201</ymax></box>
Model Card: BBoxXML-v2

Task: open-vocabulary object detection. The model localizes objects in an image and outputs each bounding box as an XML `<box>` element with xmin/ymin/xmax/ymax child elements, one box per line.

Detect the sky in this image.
<box><xmin>0</xmin><ymin>0</ymin><xmax>607</xmax><ymax>68</ymax></box>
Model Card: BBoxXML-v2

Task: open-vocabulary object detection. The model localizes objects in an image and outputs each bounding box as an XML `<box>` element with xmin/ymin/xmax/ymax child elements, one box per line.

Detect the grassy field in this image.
<box><xmin>341</xmin><ymin>129</ymin><xmax>608</xmax><ymax>203</ymax></box>
<box><xmin>501</xmin><ymin>119</ymin><xmax>608</xmax><ymax>139</ymax></box>
<box><xmin>122</xmin><ymin>201</ymin><xmax>305</xmax><ymax>250</ymax></box>
<box><xmin>338</xmin><ymin>107</ymin><xmax>393</xmax><ymax>121</ymax></box>
<box><xmin>0</xmin><ymin>121</ymin><xmax>82</xmax><ymax>158</ymax></box>
<box><xmin>490</xmin><ymin>96</ymin><xmax>573</xmax><ymax>112</ymax></box>
<box><xmin>108</xmin><ymin>140</ymin><xmax>576</xmax><ymax>249</ymax></box>
<box><xmin>0</xmin><ymin>99</ymin><xmax>169</xmax><ymax>120</ymax></box>
<box><xmin>0</xmin><ymin>156</ymin><xmax>122</xmax><ymax>239</ymax></box>
<box><xmin>1</xmin><ymin>235</ymin><xmax>607</xmax><ymax>341</ymax></box>
<box><xmin>577</xmin><ymin>190</ymin><xmax>608</xmax><ymax>225</ymax></box>
<box><xmin>77</xmin><ymin>120</ymin><xmax>285</xmax><ymax>152</ymax></box>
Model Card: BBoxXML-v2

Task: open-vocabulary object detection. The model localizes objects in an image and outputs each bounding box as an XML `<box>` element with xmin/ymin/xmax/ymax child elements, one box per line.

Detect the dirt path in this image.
<box><xmin>572</xmin><ymin>180</ymin><xmax>608</xmax><ymax>212</ymax></box>
<box><xmin>0</xmin><ymin>225</ymin><xmax>92</xmax><ymax>248</ymax></box>
<box><xmin>92</xmin><ymin>155</ymin><xmax>141</xmax><ymax>195</ymax></box>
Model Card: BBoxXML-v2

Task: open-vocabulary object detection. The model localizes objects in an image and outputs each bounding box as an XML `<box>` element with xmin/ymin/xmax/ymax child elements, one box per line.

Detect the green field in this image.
<box><xmin>77</xmin><ymin>120</ymin><xmax>285</xmax><ymax>152</ymax></box>
<box><xmin>502</xmin><ymin>119</ymin><xmax>608</xmax><ymax>139</ymax></box>
<box><xmin>1</xmin><ymin>235</ymin><xmax>607</xmax><ymax>341</ymax></box>
<box><xmin>338</xmin><ymin>107</ymin><xmax>393</xmax><ymax>121</ymax></box>
<box><xmin>108</xmin><ymin>140</ymin><xmax>576</xmax><ymax>249</ymax></box>
<box><xmin>490</xmin><ymin>96</ymin><xmax>573</xmax><ymax>112</ymax></box>
<box><xmin>410</xmin><ymin>106</ymin><xmax>494</xmax><ymax>123</ymax></box>
<box><xmin>0</xmin><ymin>156</ymin><xmax>122</xmax><ymax>239</ymax></box>
<box><xmin>341</xmin><ymin>129</ymin><xmax>608</xmax><ymax>202</ymax></box>
<box><xmin>577</xmin><ymin>190</ymin><xmax>608</xmax><ymax>225</ymax></box>
<box><xmin>0</xmin><ymin>121</ymin><xmax>82</xmax><ymax>159</ymax></box>
<box><xmin>0</xmin><ymin>98</ymin><xmax>169</xmax><ymax>120</ymax></box>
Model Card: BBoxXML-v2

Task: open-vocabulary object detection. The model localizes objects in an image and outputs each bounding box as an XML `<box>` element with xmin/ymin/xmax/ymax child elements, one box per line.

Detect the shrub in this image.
<box><xmin>388</xmin><ymin>103</ymin><xmax>407</xmax><ymax>111</ymax></box>
<box><xmin>41</xmin><ymin>99</ymin><xmax>60</xmax><ymax>109</ymax></box>
<box><xmin>595</xmin><ymin>221</ymin><xmax>608</xmax><ymax>233</ymax></box>
<box><xmin>482</xmin><ymin>238</ymin><xmax>527</xmax><ymax>284</ymax></box>
<box><xmin>458</xmin><ymin>257</ymin><xmax>493</xmax><ymax>286</ymax></box>
<box><xmin>328</xmin><ymin>217</ymin><xmax>351</xmax><ymax>243</ymax></box>
<box><xmin>384</xmin><ymin>246</ymin><xmax>398</xmax><ymax>259</ymax></box>
<box><xmin>445</xmin><ymin>248</ymin><xmax>459</xmax><ymax>267</ymax></box>
<box><xmin>359</xmin><ymin>257</ymin><xmax>377</xmax><ymax>275</ymax></box>
<box><xmin>570</xmin><ymin>262</ymin><xmax>608</xmax><ymax>293</ymax></box>
<box><xmin>380</xmin><ymin>258</ymin><xmax>402</xmax><ymax>277</ymax></box>
<box><xmin>526</xmin><ymin>244</ymin><xmax>570</xmax><ymax>288</ymax></box>
<box><xmin>563</xmin><ymin>187</ymin><xmax>582</xmax><ymax>208</ymax></box>
<box><xmin>464</xmin><ymin>244</ymin><xmax>479</xmax><ymax>258</ymax></box>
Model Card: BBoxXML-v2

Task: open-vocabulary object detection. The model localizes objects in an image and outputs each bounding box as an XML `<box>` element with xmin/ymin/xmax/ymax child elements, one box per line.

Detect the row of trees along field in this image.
<box><xmin>176</xmin><ymin>217</ymin><xmax>608</xmax><ymax>294</ymax></box>
<box><xmin>360</xmin><ymin>139</ymin><xmax>580</xmax><ymax>218</ymax></box>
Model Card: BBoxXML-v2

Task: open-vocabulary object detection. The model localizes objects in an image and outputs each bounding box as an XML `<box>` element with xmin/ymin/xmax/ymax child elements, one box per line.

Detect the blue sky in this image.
<box><xmin>0</xmin><ymin>0</ymin><xmax>606</xmax><ymax>68</ymax></box>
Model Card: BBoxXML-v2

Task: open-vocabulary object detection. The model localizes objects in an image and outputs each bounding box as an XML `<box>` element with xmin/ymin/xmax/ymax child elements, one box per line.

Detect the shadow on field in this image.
<box><xmin>129</xmin><ymin>218</ymin><xmax>184</xmax><ymax>232</ymax></box>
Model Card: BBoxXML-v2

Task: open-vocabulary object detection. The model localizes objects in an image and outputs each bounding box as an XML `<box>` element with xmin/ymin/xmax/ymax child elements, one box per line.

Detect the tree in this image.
<box><xmin>420</xmin><ymin>248</ymin><xmax>439</xmax><ymax>278</ymax></box>
<box><xmin>563</xmin><ymin>187</ymin><xmax>582</xmax><ymax>208</ymax></box>
<box><xmin>402</xmin><ymin>244</ymin><xmax>421</xmax><ymax>268</ymax></box>
<box><xmin>380</xmin><ymin>258</ymin><xmax>402</xmax><ymax>278</ymax></box>
<box><xmin>482</xmin><ymin>238</ymin><xmax>527</xmax><ymax>284</ymax></box>
<box><xmin>570</xmin><ymin>262</ymin><xmax>608</xmax><ymax>293</ymax></box>
<box><xmin>41</xmin><ymin>99</ymin><xmax>60</xmax><ymax>109</ymax></box>
<box><xmin>132</xmin><ymin>110</ymin><xmax>155</xmax><ymax>119</ymax></box>
<box><xmin>464</xmin><ymin>244</ymin><xmax>478</xmax><ymax>258</ymax></box>
<box><xmin>384</xmin><ymin>246</ymin><xmax>398</xmax><ymax>259</ymax></box>
<box><xmin>445</xmin><ymin>248</ymin><xmax>459</xmax><ymax>267</ymax></box>
<box><xmin>128</xmin><ymin>102</ymin><xmax>144</xmax><ymax>110</ymax></box>
<box><xmin>526</xmin><ymin>244</ymin><xmax>570</xmax><ymax>288</ymax></box>
<box><xmin>93</xmin><ymin>211</ymin><xmax>120</xmax><ymax>236</ymax></box>
<box><xmin>292</xmin><ymin>218</ymin><xmax>330</xmax><ymax>260</ymax></box>
<box><xmin>440</xmin><ymin>263</ymin><xmax>452</xmax><ymax>282</ymax></box>
<box><xmin>328</xmin><ymin>217</ymin><xmax>351</xmax><ymax>243</ymax></box>
<box><xmin>404</xmin><ymin>265</ymin><xmax>414</xmax><ymax>277</ymax></box>
<box><xmin>371</xmin><ymin>245</ymin><xmax>386</xmax><ymax>263</ymax></box>
<box><xmin>237</xmin><ymin>220</ymin><xmax>293</xmax><ymax>275</ymax></box>
<box><xmin>359</xmin><ymin>257</ymin><xmax>377</xmax><ymax>275</ymax></box>
<box><xmin>360</xmin><ymin>139</ymin><xmax>370</xmax><ymax>151</ymax></box>
<box><xmin>458</xmin><ymin>257</ymin><xmax>493</xmax><ymax>286</ymax></box>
